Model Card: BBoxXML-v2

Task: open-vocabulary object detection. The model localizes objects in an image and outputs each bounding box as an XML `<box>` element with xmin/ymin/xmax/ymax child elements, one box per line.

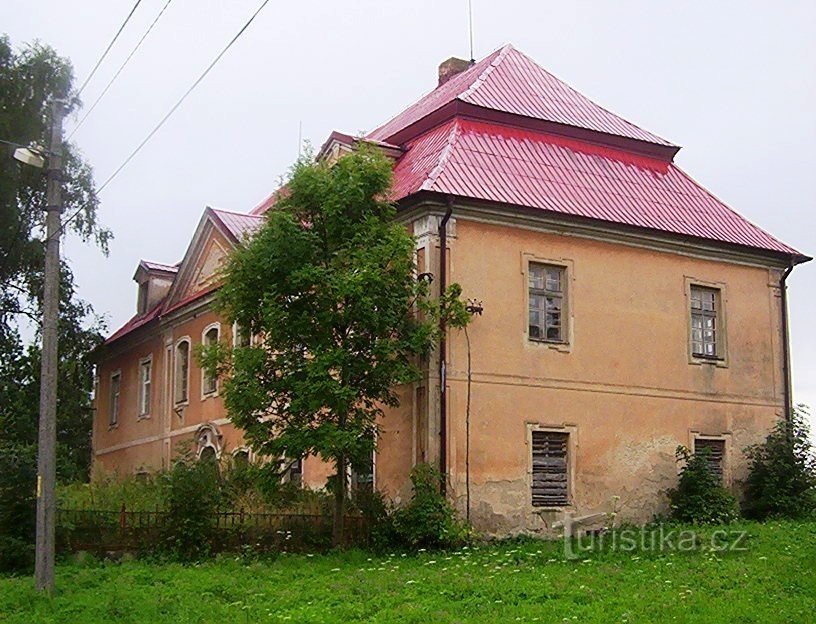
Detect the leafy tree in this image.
<box><xmin>0</xmin><ymin>35</ymin><xmax>108</xmax><ymax>570</ymax></box>
<box><xmin>742</xmin><ymin>407</ymin><xmax>816</xmax><ymax>519</ymax></box>
<box><xmin>668</xmin><ymin>445</ymin><xmax>739</xmax><ymax>524</ymax></box>
<box><xmin>204</xmin><ymin>144</ymin><xmax>469</xmax><ymax>545</ymax></box>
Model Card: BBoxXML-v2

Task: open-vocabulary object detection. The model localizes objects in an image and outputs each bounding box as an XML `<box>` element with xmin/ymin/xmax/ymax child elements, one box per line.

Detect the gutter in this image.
<box><xmin>438</xmin><ymin>197</ymin><xmax>453</xmax><ymax>494</ymax></box>
<box><xmin>780</xmin><ymin>260</ymin><xmax>795</xmax><ymax>422</ymax></box>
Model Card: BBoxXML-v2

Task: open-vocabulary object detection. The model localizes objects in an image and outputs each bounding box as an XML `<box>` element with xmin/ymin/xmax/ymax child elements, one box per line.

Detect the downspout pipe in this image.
<box><xmin>780</xmin><ymin>260</ymin><xmax>795</xmax><ymax>423</ymax></box>
<box><xmin>438</xmin><ymin>197</ymin><xmax>453</xmax><ymax>495</ymax></box>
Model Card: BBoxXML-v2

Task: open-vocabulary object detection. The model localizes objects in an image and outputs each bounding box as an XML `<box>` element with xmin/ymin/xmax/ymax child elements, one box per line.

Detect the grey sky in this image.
<box><xmin>3</xmin><ymin>1</ymin><xmax>815</xmax><ymax>423</ymax></box>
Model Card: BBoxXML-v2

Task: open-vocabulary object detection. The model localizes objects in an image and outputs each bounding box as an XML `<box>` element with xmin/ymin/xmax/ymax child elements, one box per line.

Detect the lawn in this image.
<box><xmin>1</xmin><ymin>521</ymin><xmax>814</xmax><ymax>623</ymax></box>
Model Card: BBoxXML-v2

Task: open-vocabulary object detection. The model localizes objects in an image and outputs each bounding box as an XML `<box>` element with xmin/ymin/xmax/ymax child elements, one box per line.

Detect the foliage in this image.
<box><xmin>742</xmin><ymin>406</ymin><xmax>816</xmax><ymax>520</ymax></box>
<box><xmin>0</xmin><ymin>444</ymin><xmax>36</xmax><ymax>573</ymax></box>
<box><xmin>58</xmin><ymin>473</ymin><xmax>168</xmax><ymax>512</ymax></box>
<box><xmin>391</xmin><ymin>464</ymin><xmax>470</xmax><ymax>549</ymax></box>
<box><xmin>160</xmin><ymin>457</ymin><xmax>222</xmax><ymax>561</ymax></box>
<box><xmin>0</xmin><ymin>35</ymin><xmax>110</xmax><ymax>572</ymax></box>
<box><xmin>0</xmin><ymin>34</ymin><xmax>110</xmax><ymax>344</ymax></box>
<box><xmin>205</xmin><ymin>143</ymin><xmax>471</xmax><ymax>544</ymax></box>
<box><xmin>2</xmin><ymin>520</ymin><xmax>815</xmax><ymax>622</ymax></box>
<box><xmin>668</xmin><ymin>445</ymin><xmax>739</xmax><ymax>524</ymax></box>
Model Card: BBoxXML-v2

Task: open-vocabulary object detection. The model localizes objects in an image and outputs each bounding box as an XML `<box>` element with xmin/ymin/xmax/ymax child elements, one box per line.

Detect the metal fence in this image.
<box><xmin>56</xmin><ymin>505</ymin><xmax>369</xmax><ymax>554</ymax></box>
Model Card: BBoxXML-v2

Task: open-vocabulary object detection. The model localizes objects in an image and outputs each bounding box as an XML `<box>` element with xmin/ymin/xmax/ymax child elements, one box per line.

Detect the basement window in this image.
<box><xmin>694</xmin><ymin>437</ymin><xmax>725</xmax><ymax>484</ymax></box>
<box><xmin>531</xmin><ymin>430</ymin><xmax>569</xmax><ymax>507</ymax></box>
<box><xmin>529</xmin><ymin>263</ymin><xmax>566</xmax><ymax>343</ymax></box>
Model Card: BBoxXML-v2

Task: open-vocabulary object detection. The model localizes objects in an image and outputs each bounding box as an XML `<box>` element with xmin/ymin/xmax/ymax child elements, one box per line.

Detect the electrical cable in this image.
<box><xmin>75</xmin><ymin>0</ymin><xmax>143</xmax><ymax>97</ymax></box>
<box><xmin>69</xmin><ymin>0</ymin><xmax>174</xmax><ymax>140</ymax></box>
<box><xmin>56</xmin><ymin>0</ymin><xmax>272</xmax><ymax>240</ymax></box>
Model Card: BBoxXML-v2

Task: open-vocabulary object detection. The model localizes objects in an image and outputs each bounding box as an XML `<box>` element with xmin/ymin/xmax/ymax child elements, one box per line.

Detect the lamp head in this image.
<box><xmin>13</xmin><ymin>146</ymin><xmax>46</xmax><ymax>168</ymax></box>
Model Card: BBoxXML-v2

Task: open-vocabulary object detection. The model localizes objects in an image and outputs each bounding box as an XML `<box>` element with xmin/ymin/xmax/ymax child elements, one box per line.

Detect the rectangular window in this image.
<box><xmin>233</xmin><ymin>323</ymin><xmax>251</xmax><ymax>348</ymax></box>
<box><xmin>531</xmin><ymin>430</ymin><xmax>569</xmax><ymax>506</ymax></box>
<box><xmin>288</xmin><ymin>457</ymin><xmax>303</xmax><ymax>487</ymax></box>
<box><xmin>138</xmin><ymin>358</ymin><xmax>151</xmax><ymax>417</ymax></box>
<box><xmin>202</xmin><ymin>327</ymin><xmax>219</xmax><ymax>395</ymax></box>
<box><xmin>109</xmin><ymin>372</ymin><xmax>121</xmax><ymax>426</ymax></box>
<box><xmin>351</xmin><ymin>448</ymin><xmax>375</xmax><ymax>494</ymax></box>
<box><xmin>175</xmin><ymin>341</ymin><xmax>189</xmax><ymax>404</ymax></box>
<box><xmin>529</xmin><ymin>263</ymin><xmax>566</xmax><ymax>342</ymax></box>
<box><xmin>694</xmin><ymin>438</ymin><xmax>725</xmax><ymax>483</ymax></box>
<box><xmin>690</xmin><ymin>286</ymin><xmax>720</xmax><ymax>358</ymax></box>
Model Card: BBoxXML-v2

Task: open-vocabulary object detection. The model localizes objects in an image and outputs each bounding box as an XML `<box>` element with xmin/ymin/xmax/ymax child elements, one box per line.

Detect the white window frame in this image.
<box><xmin>201</xmin><ymin>322</ymin><xmax>221</xmax><ymax>399</ymax></box>
<box><xmin>174</xmin><ymin>337</ymin><xmax>191</xmax><ymax>405</ymax></box>
<box><xmin>137</xmin><ymin>355</ymin><xmax>152</xmax><ymax>419</ymax></box>
<box><xmin>232</xmin><ymin>321</ymin><xmax>251</xmax><ymax>348</ymax></box>
<box><xmin>109</xmin><ymin>370</ymin><xmax>121</xmax><ymax>428</ymax></box>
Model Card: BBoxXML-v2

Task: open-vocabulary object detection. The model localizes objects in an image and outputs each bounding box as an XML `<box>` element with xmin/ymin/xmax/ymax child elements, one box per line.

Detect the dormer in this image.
<box><xmin>133</xmin><ymin>260</ymin><xmax>177</xmax><ymax>316</ymax></box>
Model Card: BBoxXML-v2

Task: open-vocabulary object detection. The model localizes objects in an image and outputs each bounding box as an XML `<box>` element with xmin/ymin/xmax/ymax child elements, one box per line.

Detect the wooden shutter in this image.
<box><xmin>694</xmin><ymin>438</ymin><xmax>725</xmax><ymax>483</ymax></box>
<box><xmin>531</xmin><ymin>431</ymin><xmax>569</xmax><ymax>506</ymax></box>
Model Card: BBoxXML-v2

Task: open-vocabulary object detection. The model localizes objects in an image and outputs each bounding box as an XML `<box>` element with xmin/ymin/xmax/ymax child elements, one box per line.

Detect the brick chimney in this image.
<box><xmin>438</xmin><ymin>57</ymin><xmax>471</xmax><ymax>87</ymax></box>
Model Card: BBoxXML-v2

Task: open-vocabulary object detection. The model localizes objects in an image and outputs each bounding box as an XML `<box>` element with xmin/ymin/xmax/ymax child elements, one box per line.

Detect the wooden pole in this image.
<box><xmin>34</xmin><ymin>99</ymin><xmax>64</xmax><ymax>594</ymax></box>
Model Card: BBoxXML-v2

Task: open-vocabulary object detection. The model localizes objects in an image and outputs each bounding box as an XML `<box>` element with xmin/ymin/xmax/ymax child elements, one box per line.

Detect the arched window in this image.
<box><xmin>174</xmin><ymin>339</ymin><xmax>190</xmax><ymax>404</ymax></box>
<box><xmin>202</xmin><ymin>324</ymin><xmax>220</xmax><ymax>396</ymax></box>
<box><xmin>199</xmin><ymin>446</ymin><xmax>217</xmax><ymax>463</ymax></box>
<box><xmin>233</xmin><ymin>448</ymin><xmax>250</xmax><ymax>468</ymax></box>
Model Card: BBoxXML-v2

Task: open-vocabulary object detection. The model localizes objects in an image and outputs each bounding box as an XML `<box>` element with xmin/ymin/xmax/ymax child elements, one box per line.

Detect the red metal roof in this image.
<box><xmin>210</xmin><ymin>208</ymin><xmax>263</xmax><ymax>242</ymax></box>
<box><xmin>369</xmin><ymin>44</ymin><xmax>674</xmax><ymax>150</ymax></box>
<box><xmin>139</xmin><ymin>260</ymin><xmax>178</xmax><ymax>273</ymax></box>
<box><xmin>391</xmin><ymin>118</ymin><xmax>803</xmax><ymax>257</ymax></box>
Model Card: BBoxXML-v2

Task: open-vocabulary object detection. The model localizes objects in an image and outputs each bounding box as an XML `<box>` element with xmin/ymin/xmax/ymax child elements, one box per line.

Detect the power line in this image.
<box><xmin>57</xmin><ymin>0</ymin><xmax>273</xmax><ymax>239</ymax></box>
<box><xmin>69</xmin><ymin>0</ymin><xmax>174</xmax><ymax>140</ymax></box>
<box><xmin>75</xmin><ymin>0</ymin><xmax>143</xmax><ymax>97</ymax></box>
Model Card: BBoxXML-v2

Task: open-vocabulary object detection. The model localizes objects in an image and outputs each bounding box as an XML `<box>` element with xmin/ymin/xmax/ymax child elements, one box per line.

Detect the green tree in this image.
<box><xmin>0</xmin><ymin>35</ymin><xmax>109</xmax><ymax>571</ymax></box>
<box><xmin>668</xmin><ymin>445</ymin><xmax>739</xmax><ymax>524</ymax></box>
<box><xmin>204</xmin><ymin>144</ymin><xmax>468</xmax><ymax>545</ymax></box>
<box><xmin>742</xmin><ymin>407</ymin><xmax>816</xmax><ymax>519</ymax></box>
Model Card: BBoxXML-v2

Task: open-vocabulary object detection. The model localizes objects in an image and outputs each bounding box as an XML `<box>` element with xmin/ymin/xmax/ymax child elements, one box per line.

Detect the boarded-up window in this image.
<box><xmin>531</xmin><ymin>430</ymin><xmax>569</xmax><ymax>506</ymax></box>
<box><xmin>694</xmin><ymin>438</ymin><xmax>725</xmax><ymax>483</ymax></box>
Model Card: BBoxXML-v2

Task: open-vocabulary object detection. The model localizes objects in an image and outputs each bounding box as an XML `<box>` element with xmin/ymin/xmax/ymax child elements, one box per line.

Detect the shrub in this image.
<box><xmin>391</xmin><ymin>464</ymin><xmax>470</xmax><ymax>549</ymax></box>
<box><xmin>668</xmin><ymin>445</ymin><xmax>739</xmax><ymax>524</ymax></box>
<box><xmin>742</xmin><ymin>407</ymin><xmax>816</xmax><ymax>520</ymax></box>
<box><xmin>161</xmin><ymin>456</ymin><xmax>222</xmax><ymax>560</ymax></box>
<box><xmin>0</xmin><ymin>443</ymin><xmax>36</xmax><ymax>573</ymax></box>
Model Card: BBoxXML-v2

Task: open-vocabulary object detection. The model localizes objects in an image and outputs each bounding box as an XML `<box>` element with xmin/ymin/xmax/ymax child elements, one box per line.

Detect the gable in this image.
<box><xmin>183</xmin><ymin>236</ymin><xmax>229</xmax><ymax>299</ymax></box>
<box><xmin>162</xmin><ymin>209</ymin><xmax>238</xmax><ymax>312</ymax></box>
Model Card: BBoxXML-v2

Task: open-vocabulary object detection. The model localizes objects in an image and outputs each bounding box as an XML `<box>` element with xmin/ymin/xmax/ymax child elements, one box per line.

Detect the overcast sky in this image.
<box><xmin>3</xmin><ymin>1</ymin><xmax>815</xmax><ymax>423</ymax></box>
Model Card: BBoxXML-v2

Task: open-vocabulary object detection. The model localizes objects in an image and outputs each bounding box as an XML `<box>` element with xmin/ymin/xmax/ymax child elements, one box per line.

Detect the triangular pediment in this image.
<box><xmin>163</xmin><ymin>208</ymin><xmax>238</xmax><ymax>312</ymax></box>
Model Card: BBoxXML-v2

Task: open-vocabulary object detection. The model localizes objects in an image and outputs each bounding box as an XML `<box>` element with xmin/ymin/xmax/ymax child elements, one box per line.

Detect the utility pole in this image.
<box><xmin>35</xmin><ymin>99</ymin><xmax>64</xmax><ymax>594</ymax></box>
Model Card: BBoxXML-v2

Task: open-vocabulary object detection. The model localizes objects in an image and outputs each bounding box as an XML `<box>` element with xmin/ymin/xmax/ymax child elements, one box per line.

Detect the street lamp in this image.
<box><xmin>5</xmin><ymin>102</ymin><xmax>65</xmax><ymax>594</ymax></box>
<box><xmin>13</xmin><ymin>144</ymin><xmax>47</xmax><ymax>169</ymax></box>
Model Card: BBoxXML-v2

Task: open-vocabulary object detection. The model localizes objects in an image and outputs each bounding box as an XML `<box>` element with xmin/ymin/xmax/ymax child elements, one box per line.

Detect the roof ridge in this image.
<box><xmin>458</xmin><ymin>43</ymin><xmax>513</xmax><ymax>102</ymax></box>
<box><xmin>504</xmin><ymin>46</ymin><xmax>674</xmax><ymax>148</ymax></box>
<box><xmin>209</xmin><ymin>206</ymin><xmax>261</xmax><ymax>218</ymax></box>
<box><xmin>421</xmin><ymin>120</ymin><xmax>463</xmax><ymax>191</ymax></box>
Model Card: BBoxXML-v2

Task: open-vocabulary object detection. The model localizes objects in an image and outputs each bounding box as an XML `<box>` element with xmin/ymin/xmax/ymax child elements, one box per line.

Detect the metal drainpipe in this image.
<box><xmin>780</xmin><ymin>260</ymin><xmax>795</xmax><ymax>423</ymax></box>
<box><xmin>438</xmin><ymin>198</ymin><xmax>453</xmax><ymax>495</ymax></box>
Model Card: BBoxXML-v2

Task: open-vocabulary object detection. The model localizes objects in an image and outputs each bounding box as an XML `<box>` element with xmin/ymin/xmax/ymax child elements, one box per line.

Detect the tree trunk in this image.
<box><xmin>332</xmin><ymin>453</ymin><xmax>346</xmax><ymax>547</ymax></box>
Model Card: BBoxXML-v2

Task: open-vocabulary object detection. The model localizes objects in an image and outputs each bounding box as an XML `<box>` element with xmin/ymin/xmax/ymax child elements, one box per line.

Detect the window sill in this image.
<box><xmin>201</xmin><ymin>391</ymin><xmax>218</xmax><ymax>400</ymax></box>
<box><xmin>528</xmin><ymin>337</ymin><xmax>571</xmax><ymax>353</ymax></box>
<box><xmin>137</xmin><ymin>414</ymin><xmax>151</xmax><ymax>421</ymax></box>
<box><xmin>107</xmin><ymin>424</ymin><xmax>118</xmax><ymax>431</ymax></box>
<box><xmin>690</xmin><ymin>354</ymin><xmax>728</xmax><ymax>368</ymax></box>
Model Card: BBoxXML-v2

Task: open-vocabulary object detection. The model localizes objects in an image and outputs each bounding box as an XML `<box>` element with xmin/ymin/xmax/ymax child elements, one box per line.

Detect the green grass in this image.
<box><xmin>1</xmin><ymin>521</ymin><xmax>814</xmax><ymax>623</ymax></box>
